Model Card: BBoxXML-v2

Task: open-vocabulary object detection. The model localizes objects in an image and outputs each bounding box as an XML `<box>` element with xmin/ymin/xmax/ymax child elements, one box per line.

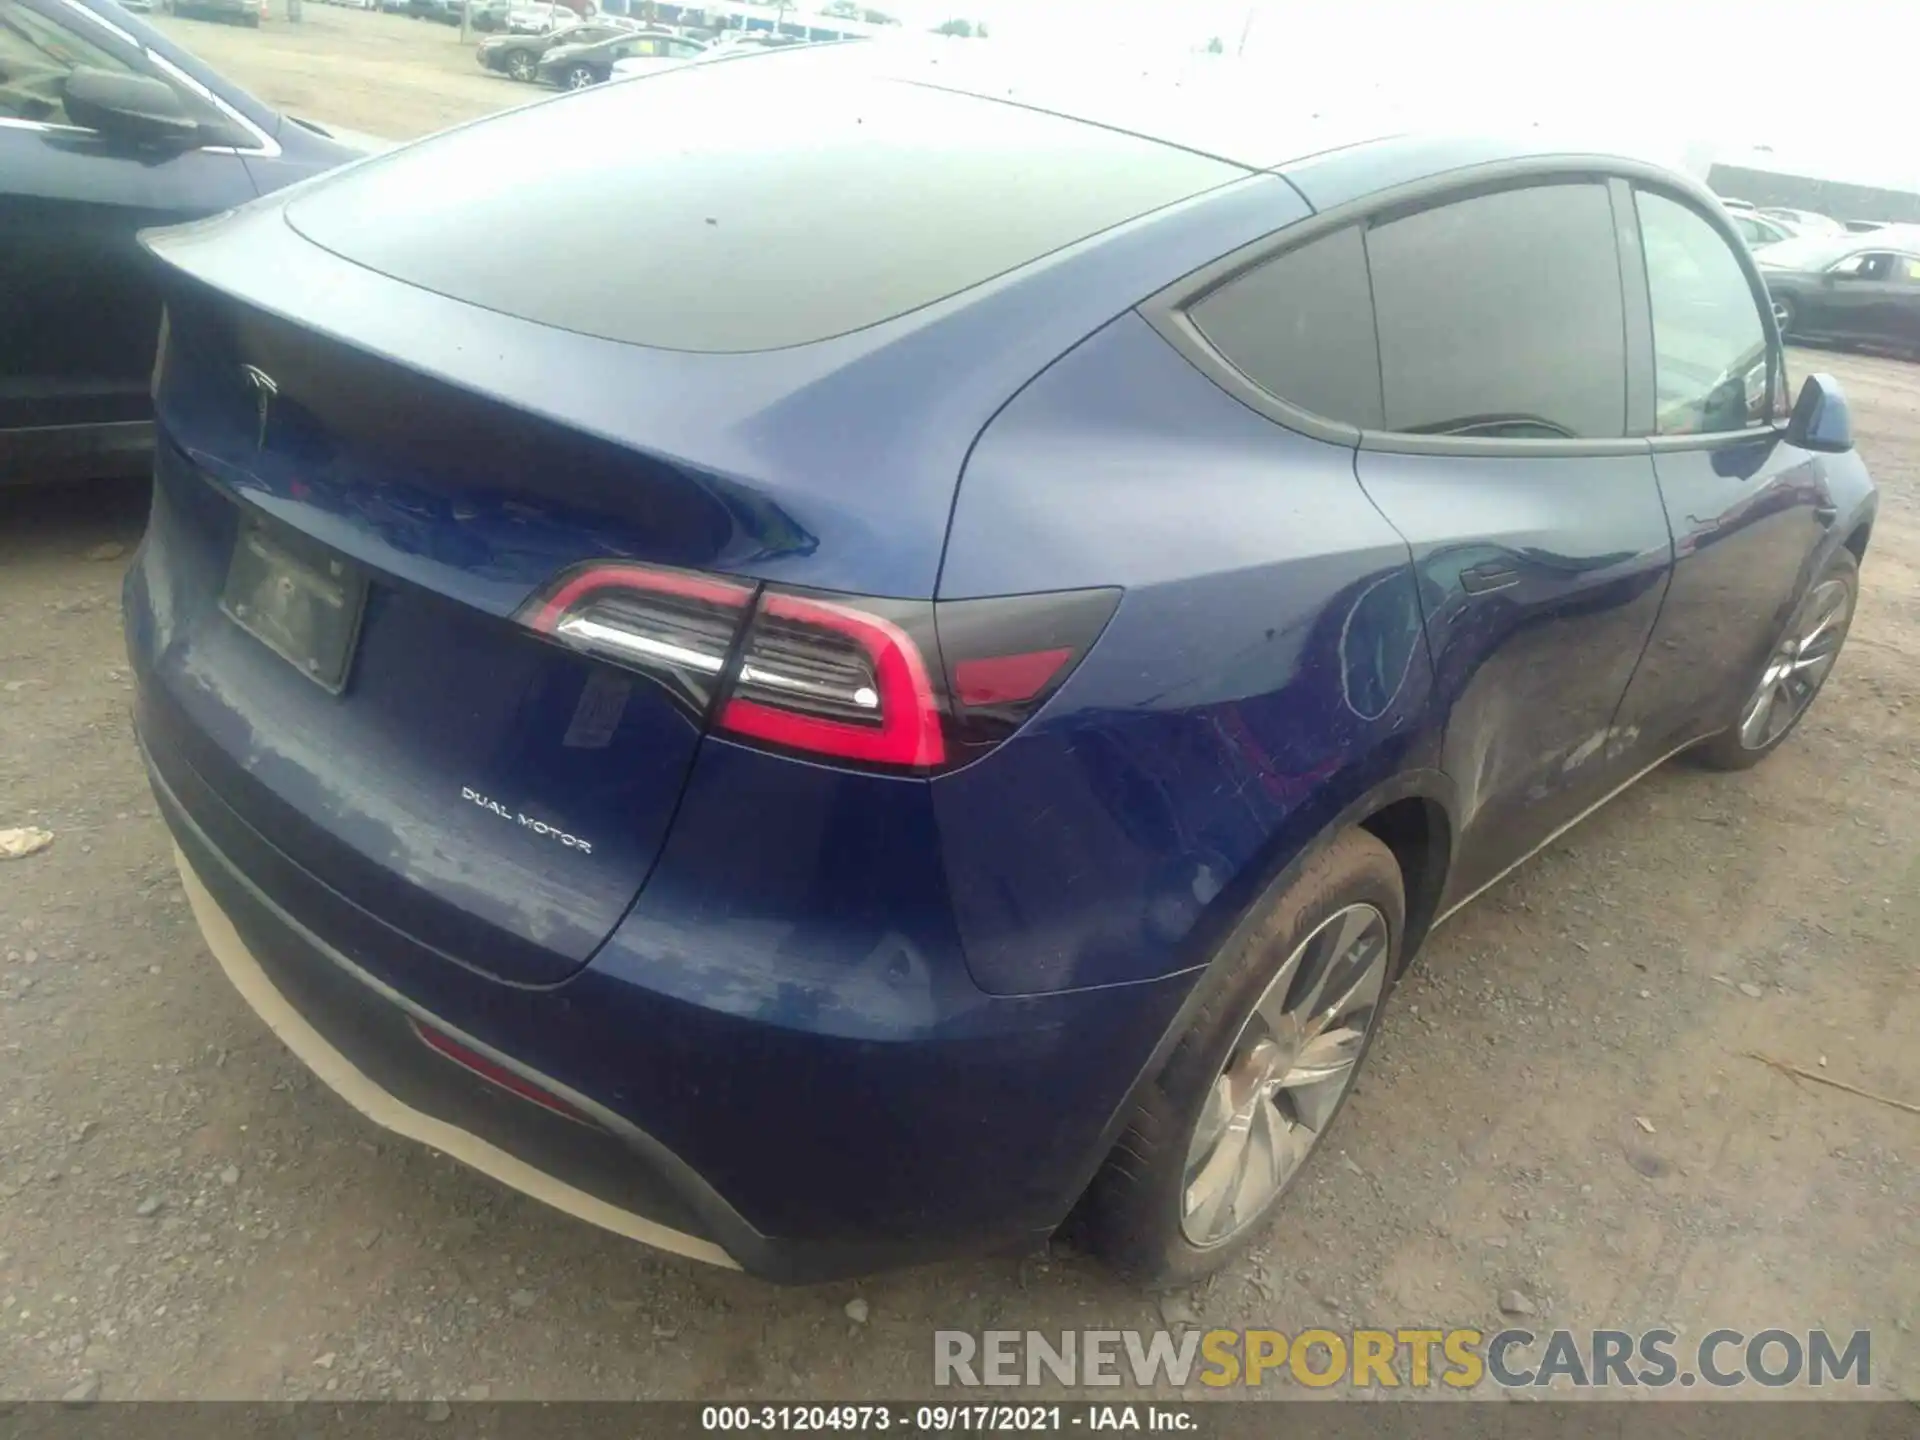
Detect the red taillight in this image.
<box><xmin>411</xmin><ymin>1021</ymin><xmax>589</xmax><ymax>1124</ymax></box>
<box><xmin>952</xmin><ymin>648</ymin><xmax>1074</xmax><ymax>707</ymax></box>
<box><xmin>934</xmin><ymin>589</ymin><xmax>1122</xmax><ymax>763</ymax></box>
<box><xmin>520</xmin><ymin>562</ymin><xmax>1119</xmax><ymax>773</ymax></box>
<box><xmin>717</xmin><ymin>590</ymin><xmax>947</xmax><ymax>769</ymax></box>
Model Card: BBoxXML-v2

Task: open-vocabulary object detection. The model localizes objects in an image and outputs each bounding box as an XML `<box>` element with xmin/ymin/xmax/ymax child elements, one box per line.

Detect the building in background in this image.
<box><xmin>1709</xmin><ymin>163</ymin><xmax>1920</xmax><ymax>231</ymax></box>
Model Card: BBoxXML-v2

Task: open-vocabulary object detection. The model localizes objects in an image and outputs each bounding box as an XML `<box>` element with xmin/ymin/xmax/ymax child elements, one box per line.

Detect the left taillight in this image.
<box><xmin>519</xmin><ymin>563</ymin><xmax>1118</xmax><ymax>774</ymax></box>
<box><xmin>517</xmin><ymin>561</ymin><xmax>755</xmax><ymax>718</ymax></box>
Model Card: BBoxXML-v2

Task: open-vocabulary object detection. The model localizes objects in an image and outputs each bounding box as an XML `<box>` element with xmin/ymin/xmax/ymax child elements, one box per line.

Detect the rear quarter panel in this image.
<box><xmin>934</xmin><ymin>311</ymin><xmax>1439</xmax><ymax>996</ymax></box>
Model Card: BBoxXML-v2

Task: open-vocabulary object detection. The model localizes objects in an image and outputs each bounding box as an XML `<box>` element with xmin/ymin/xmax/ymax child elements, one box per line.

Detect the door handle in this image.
<box><xmin>1814</xmin><ymin>505</ymin><xmax>1839</xmax><ymax>527</ymax></box>
<box><xmin>1460</xmin><ymin>562</ymin><xmax>1519</xmax><ymax>594</ymax></box>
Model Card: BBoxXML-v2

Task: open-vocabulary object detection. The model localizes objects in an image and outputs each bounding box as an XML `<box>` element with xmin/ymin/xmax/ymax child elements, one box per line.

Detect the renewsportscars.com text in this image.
<box><xmin>933</xmin><ymin>1328</ymin><xmax>1872</xmax><ymax>1390</ymax></box>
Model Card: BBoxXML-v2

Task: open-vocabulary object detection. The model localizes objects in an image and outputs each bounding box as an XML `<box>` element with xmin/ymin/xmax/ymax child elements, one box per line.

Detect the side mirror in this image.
<box><xmin>61</xmin><ymin>66</ymin><xmax>200</xmax><ymax>147</ymax></box>
<box><xmin>1786</xmin><ymin>373</ymin><xmax>1853</xmax><ymax>453</ymax></box>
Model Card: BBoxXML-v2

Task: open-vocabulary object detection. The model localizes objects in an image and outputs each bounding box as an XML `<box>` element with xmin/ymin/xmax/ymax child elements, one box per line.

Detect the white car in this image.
<box><xmin>607</xmin><ymin>31</ymin><xmax>711</xmax><ymax>79</ymax></box>
<box><xmin>1757</xmin><ymin>207</ymin><xmax>1849</xmax><ymax>237</ymax></box>
<box><xmin>507</xmin><ymin>1</ymin><xmax>575</xmax><ymax>34</ymax></box>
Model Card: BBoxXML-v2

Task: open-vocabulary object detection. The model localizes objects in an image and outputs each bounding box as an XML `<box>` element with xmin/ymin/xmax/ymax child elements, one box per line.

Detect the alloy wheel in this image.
<box><xmin>508</xmin><ymin>53</ymin><xmax>534</xmax><ymax>80</ymax></box>
<box><xmin>567</xmin><ymin>66</ymin><xmax>595</xmax><ymax>88</ymax></box>
<box><xmin>1179</xmin><ymin>902</ymin><xmax>1389</xmax><ymax>1248</ymax></box>
<box><xmin>1772</xmin><ymin>297</ymin><xmax>1795</xmax><ymax>337</ymax></box>
<box><xmin>1738</xmin><ymin>577</ymin><xmax>1851</xmax><ymax>750</ymax></box>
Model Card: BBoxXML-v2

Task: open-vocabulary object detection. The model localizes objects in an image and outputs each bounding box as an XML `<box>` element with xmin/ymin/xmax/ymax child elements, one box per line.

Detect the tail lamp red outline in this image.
<box><xmin>719</xmin><ymin>590</ymin><xmax>947</xmax><ymax>769</ymax></box>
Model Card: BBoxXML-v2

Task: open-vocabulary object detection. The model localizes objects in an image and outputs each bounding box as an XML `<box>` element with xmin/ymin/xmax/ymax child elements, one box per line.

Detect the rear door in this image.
<box><xmin>1346</xmin><ymin>180</ymin><xmax>1674</xmax><ymax>904</ymax></box>
<box><xmin>1609</xmin><ymin>184</ymin><xmax>1837</xmax><ymax>758</ymax></box>
<box><xmin>0</xmin><ymin>0</ymin><xmax>256</xmax><ymax>463</ymax></box>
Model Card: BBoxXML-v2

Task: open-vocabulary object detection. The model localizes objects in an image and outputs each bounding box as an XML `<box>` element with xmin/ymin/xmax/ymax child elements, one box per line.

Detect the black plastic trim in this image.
<box><xmin>1608</xmin><ymin>176</ymin><xmax>1658</xmax><ymax>440</ymax></box>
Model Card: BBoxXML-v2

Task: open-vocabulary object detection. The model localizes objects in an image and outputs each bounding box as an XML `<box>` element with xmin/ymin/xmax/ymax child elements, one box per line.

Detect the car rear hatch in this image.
<box><xmin>132</xmin><ymin>52</ymin><xmax>1247</xmax><ymax>988</ymax></box>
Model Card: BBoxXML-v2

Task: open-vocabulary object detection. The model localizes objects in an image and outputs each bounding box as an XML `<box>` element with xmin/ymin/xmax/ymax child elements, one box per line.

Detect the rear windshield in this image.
<box><xmin>285</xmin><ymin>56</ymin><xmax>1243</xmax><ymax>353</ymax></box>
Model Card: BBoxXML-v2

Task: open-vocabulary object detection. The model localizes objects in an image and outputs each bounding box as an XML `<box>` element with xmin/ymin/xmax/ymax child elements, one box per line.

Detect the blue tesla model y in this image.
<box><xmin>124</xmin><ymin>44</ymin><xmax>1876</xmax><ymax>1281</ymax></box>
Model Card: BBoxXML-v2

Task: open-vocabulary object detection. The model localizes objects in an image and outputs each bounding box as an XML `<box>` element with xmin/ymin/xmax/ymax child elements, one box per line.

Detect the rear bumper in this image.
<box><xmin>152</xmin><ymin>753</ymin><xmax>753</xmax><ymax>1265</ymax></box>
<box><xmin>170</xmin><ymin>838</ymin><xmax>736</xmax><ymax>1269</ymax></box>
<box><xmin>139</xmin><ymin>718</ymin><xmax>1193</xmax><ymax>1280</ymax></box>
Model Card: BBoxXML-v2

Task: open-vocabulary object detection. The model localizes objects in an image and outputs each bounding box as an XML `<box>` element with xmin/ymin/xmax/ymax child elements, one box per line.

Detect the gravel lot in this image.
<box><xmin>154</xmin><ymin>5</ymin><xmax>538</xmax><ymax>141</ymax></box>
<box><xmin>2</xmin><ymin>15</ymin><xmax>1917</xmax><ymax>1404</ymax></box>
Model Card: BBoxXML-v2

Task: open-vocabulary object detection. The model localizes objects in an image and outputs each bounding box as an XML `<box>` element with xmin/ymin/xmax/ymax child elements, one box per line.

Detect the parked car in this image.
<box><xmin>0</xmin><ymin>0</ymin><xmax>374</xmax><ymax>485</ymax></box>
<box><xmin>171</xmin><ymin>0</ymin><xmax>265</xmax><ymax>24</ymax></box>
<box><xmin>468</xmin><ymin>0</ymin><xmax>564</xmax><ymax>30</ymax></box>
<box><xmin>1757</xmin><ymin>229</ymin><xmax>1920</xmax><ymax>355</ymax></box>
<box><xmin>504</xmin><ymin>0</ymin><xmax>578</xmax><ymax>32</ymax></box>
<box><xmin>665</xmin><ymin>29</ymin><xmax>801</xmax><ymax>59</ymax></box>
<box><xmin>127</xmin><ymin>44</ymin><xmax>1876</xmax><ymax>1283</ymax></box>
<box><xmin>1729</xmin><ymin>210</ymin><xmax>1793</xmax><ymax>249</ymax></box>
<box><xmin>475</xmin><ymin>14</ymin><xmax>622</xmax><ymax>75</ymax></box>
<box><xmin>1757</xmin><ymin>207</ymin><xmax>1848</xmax><ymax>237</ymax></box>
<box><xmin>537</xmin><ymin>25</ymin><xmax>698</xmax><ymax>85</ymax></box>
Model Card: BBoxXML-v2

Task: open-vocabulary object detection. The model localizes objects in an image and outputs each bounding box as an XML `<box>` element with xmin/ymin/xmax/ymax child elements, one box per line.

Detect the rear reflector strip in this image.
<box><xmin>411</xmin><ymin>1020</ymin><xmax>590</xmax><ymax>1124</ymax></box>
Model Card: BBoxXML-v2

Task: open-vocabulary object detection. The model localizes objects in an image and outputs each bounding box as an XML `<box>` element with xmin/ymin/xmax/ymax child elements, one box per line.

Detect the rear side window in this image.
<box><xmin>283</xmin><ymin>61</ymin><xmax>1243</xmax><ymax>353</ymax></box>
<box><xmin>1636</xmin><ymin>190</ymin><xmax>1771</xmax><ymax>435</ymax></box>
<box><xmin>1187</xmin><ymin>227</ymin><xmax>1383</xmax><ymax>428</ymax></box>
<box><xmin>1366</xmin><ymin>183</ymin><xmax>1628</xmax><ymax>440</ymax></box>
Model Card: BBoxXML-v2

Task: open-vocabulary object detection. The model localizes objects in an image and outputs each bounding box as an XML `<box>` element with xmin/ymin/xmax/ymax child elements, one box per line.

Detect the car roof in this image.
<box><xmin>715</xmin><ymin>42</ymin><xmax>1712</xmax><ymax>192</ymax></box>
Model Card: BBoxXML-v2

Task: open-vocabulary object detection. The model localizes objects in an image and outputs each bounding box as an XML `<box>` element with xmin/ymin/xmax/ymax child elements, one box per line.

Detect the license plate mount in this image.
<box><xmin>219</xmin><ymin>519</ymin><xmax>368</xmax><ymax>694</ymax></box>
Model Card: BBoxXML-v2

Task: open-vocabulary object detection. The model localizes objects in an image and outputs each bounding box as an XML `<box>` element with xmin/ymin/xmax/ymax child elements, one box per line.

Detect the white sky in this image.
<box><xmin>869</xmin><ymin>0</ymin><xmax>1918</xmax><ymax>191</ymax></box>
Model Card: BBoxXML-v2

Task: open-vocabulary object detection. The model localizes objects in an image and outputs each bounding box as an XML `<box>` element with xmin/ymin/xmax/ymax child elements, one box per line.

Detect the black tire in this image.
<box><xmin>1075</xmin><ymin>827</ymin><xmax>1404</xmax><ymax>1285</ymax></box>
<box><xmin>563</xmin><ymin>63</ymin><xmax>597</xmax><ymax>88</ymax></box>
<box><xmin>506</xmin><ymin>49</ymin><xmax>536</xmax><ymax>80</ymax></box>
<box><xmin>1689</xmin><ymin>547</ymin><xmax>1857</xmax><ymax>772</ymax></box>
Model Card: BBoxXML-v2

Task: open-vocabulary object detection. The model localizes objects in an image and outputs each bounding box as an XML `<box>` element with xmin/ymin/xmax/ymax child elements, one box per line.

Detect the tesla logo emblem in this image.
<box><xmin>240</xmin><ymin>364</ymin><xmax>277</xmax><ymax>451</ymax></box>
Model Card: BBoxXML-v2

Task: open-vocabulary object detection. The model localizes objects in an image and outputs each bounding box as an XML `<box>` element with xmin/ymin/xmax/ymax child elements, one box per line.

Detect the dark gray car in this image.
<box><xmin>1758</xmin><ymin>230</ymin><xmax>1920</xmax><ymax>356</ymax></box>
<box><xmin>0</xmin><ymin>0</ymin><xmax>369</xmax><ymax>483</ymax></box>
<box><xmin>171</xmin><ymin>0</ymin><xmax>263</xmax><ymax>26</ymax></box>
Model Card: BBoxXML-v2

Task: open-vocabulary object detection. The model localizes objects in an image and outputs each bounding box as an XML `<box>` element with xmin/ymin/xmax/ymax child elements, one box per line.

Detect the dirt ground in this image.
<box><xmin>2</xmin><ymin>18</ymin><xmax>1918</xmax><ymax>1403</ymax></box>
<box><xmin>153</xmin><ymin>5</ymin><xmax>538</xmax><ymax>141</ymax></box>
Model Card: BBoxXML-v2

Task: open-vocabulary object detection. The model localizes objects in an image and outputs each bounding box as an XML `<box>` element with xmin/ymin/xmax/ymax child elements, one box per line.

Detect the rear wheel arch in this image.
<box><xmin>1055</xmin><ymin>768</ymin><xmax>1459</xmax><ymax>1233</ymax></box>
<box><xmin>1199</xmin><ymin>770</ymin><xmax>1460</xmax><ymax>996</ymax></box>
